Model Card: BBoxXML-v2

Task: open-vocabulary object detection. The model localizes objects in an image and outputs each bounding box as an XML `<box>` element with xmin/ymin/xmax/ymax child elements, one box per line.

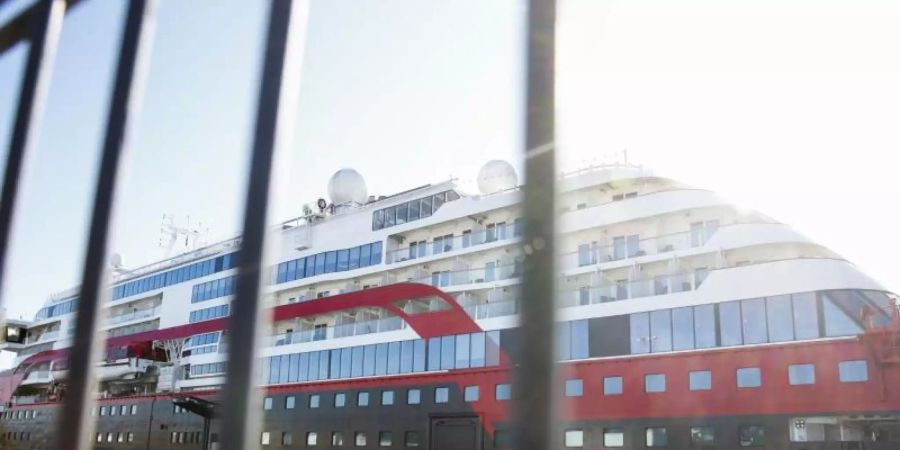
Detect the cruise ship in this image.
<box><xmin>1</xmin><ymin>161</ymin><xmax>899</xmax><ymax>450</ymax></box>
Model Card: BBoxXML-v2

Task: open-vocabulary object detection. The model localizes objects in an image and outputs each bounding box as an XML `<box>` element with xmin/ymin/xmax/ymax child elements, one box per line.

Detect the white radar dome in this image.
<box><xmin>477</xmin><ymin>160</ymin><xmax>518</xmax><ymax>194</ymax></box>
<box><xmin>328</xmin><ymin>168</ymin><xmax>368</xmax><ymax>205</ymax></box>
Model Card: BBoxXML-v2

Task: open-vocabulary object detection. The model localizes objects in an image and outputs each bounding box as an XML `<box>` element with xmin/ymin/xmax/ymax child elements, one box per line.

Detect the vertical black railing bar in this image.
<box><xmin>0</xmin><ymin>0</ymin><xmax>65</xmax><ymax>309</ymax></box>
<box><xmin>0</xmin><ymin>1</ymin><xmax>87</xmax><ymax>55</ymax></box>
<box><xmin>219</xmin><ymin>1</ymin><xmax>308</xmax><ymax>449</ymax></box>
<box><xmin>56</xmin><ymin>1</ymin><xmax>157</xmax><ymax>449</ymax></box>
<box><xmin>513</xmin><ymin>1</ymin><xmax>556</xmax><ymax>450</ymax></box>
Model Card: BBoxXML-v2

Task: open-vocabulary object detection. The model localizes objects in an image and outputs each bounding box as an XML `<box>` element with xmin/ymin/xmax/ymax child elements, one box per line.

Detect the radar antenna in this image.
<box><xmin>158</xmin><ymin>214</ymin><xmax>210</xmax><ymax>258</ymax></box>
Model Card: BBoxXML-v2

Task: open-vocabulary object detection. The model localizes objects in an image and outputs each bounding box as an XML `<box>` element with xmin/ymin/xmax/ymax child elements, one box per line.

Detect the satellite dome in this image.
<box><xmin>477</xmin><ymin>160</ymin><xmax>518</xmax><ymax>194</ymax></box>
<box><xmin>328</xmin><ymin>168</ymin><xmax>368</xmax><ymax>205</ymax></box>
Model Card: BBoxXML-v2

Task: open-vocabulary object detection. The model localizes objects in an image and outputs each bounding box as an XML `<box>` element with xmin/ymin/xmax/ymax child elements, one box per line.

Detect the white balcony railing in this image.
<box><xmin>386</xmin><ymin>222</ymin><xmax>521</xmax><ymax>264</ymax></box>
<box><xmin>106</xmin><ymin>306</ymin><xmax>161</xmax><ymax>325</ymax></box>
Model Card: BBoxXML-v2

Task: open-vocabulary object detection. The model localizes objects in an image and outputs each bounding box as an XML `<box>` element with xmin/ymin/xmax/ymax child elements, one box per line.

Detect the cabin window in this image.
<box><xmin>565</xmin><ymin>379</ymin><xmax>583</xmax><ymax>397</ymax></box>
<box><xmin>645</xmin><ymin>427</ymin><xmax>667</xmax><ymax>447</ymax></box>
<box><xmin>496</xmin><ymin>384</ymin><xmax>511</xmax><ymax>400</ymax></box>
<box><xmin>379</xmin><ymin>431</ymin><xmax>393</xmax><ymax>447</ymax></box>
<box><xmin>739</xmin><ymin>425</ymin><xmax>765</xmax><ymax>447</ymax></box>
<box><xmin>839</xmin><ymin>360</ymin><xmax>868</xmax><ymax>382</ymax></box>
<box><xmin>404</xmin><ymin>431</ymin><xmax>421</xmax><ymax>447</ymax></box>
<box><xmin>407</xmin><ymin>389</ymin><xmax>421</xmax><ymax>405</ymax></box>
<box><xmin>603</xmin><ymin>428</ymin><xmax>624</xmax><ymax>447</ymax></box>
<box><xmin>381</xmin><ymin>390</ymin><xmax>394</xmax><ymax>405</ymax></box>
<box><xmin>464</xmin><ymin>386</ymin><xmax>479</xmax><ymax>402</ymax></box>
<box><xmin>645</xmin><ymin>374</ymin><xmax>666</xmax><ymax>393</ymax></box>
<box><xmin>604</xmin><ymin>376</ymin><xmax>623</xmax><ymax>395</ymax></box>
<box><xmin>434</xmin><ymin>387</ymin><xmax>449</xmax><ymax>403</ymax></box>
<box><xmin>564</xmin><ymin>429</ymin><xmax>584</xmax><ymax>448</ymax></box>
<box><xmin>737</xmin><ymin>367</ymin><xmax>762</xmax><ymax>388</ymax></box>
<box><xmin>691</xmin><ymin>427</ymin><xmax>715</xmax><ymax>445</ymax></box>
<box><xmin>789</xmin><ymin>364</ymin><xmax>816</xmax><ymax>385</ymax></box>
<box><xmin>689</xmin><ymin>370</ymin><xmax>712</xmax><ymax>391</ymax></box>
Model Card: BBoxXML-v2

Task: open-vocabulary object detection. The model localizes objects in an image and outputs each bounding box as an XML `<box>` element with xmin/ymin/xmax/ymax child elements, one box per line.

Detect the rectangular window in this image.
<box><xmin>381</xmin><ymin>390</ymin><xmax>394</xmax><ymax>405</ymax></box>
<box><xmin>357</xmin><ymin>392</ymin><xmax>369</xmax><ymax>407</ymax></box>
<box><xmin>741</xmin><ymin>298</ymin><xmax>768</xmax><ymax>344</ymax></box>
<box><xmin>407</xmin><ymin>389</ymin><xmax>421</xmax><ymax>405</ymax></box>
<box><xmin>672</xmin><ymin>307</ymin><xmax>695</xmax><ymax>351</ymax></box>
<box><xmin>306</xmin><ymin>432</ymin><xmax>318</xmax><ymax>446</ymax></box>
<box><xmin>337</xmin><ymin>249</ymin><xmax>350</xmax><ymax>271</ymax></box>
<box><xmin>694</xmin><ymin>304</ymin><xmax>717</xmax><ymax>349</ymax></box>
<box><xmin>630</xmin><ymin>313</ymin><xmax>651</xmax><ymax>354</ymax></box>
<box><xmin>719</xmin><ymin>301</ymin><xmax>743</xmax><ymax>346</ymax></box>
<box><xmin>577</xmin><ymin>244</ymin><xmax>592</xmax><ymax>266</ymax></box>
<box><xmin>355</xmin><ymin>432</ymin><xmax>367</xmax><ymax>447</ymax></box>
<box><xmin>766</xmin><ymin>295</ymin><xmax>794</xmax><ymax>342</ymax></box>
<box><xmin>285</xmin><ymin>396</ymin><xmax>295</xmax><ymax>409</ymax></box>
<box><xmin>349</xmin><ymin>246</ymin><xmax>361</xmax><ymax>270</ymax></box>
<box><xmin>332</xmin><ymin>432</ymin><xmax>344</xmax><ymax>446</ymax></box>
<box><xmin>384</xmin><ymin>206</ymin><xmax>396</xmax><ymax>227</ymax></box>
<box><xmin>604</xmin><ymin>376</ymin><xmax>623</xmax><ymax>395</ymax></box>
<box><xmin>839</xmin><ymin>360</ymin><xmax>868</xmax><ymax>382</ymax></box>
<box><xmin>788</xmin><ymin>363</ymin><xmax>816</xmax><ymax>385</ymax></box>
<box><xmin>263</xmin><ymin>397</ymin><xmax>273</xmax><ymax>410</ymax></box>
<box><xmin>469</xmin><ymin>332</ymin><xmax>486</xmax><ymax>368</ymax></box>
<box><xmin>335</xmin><ymin>393</ymin><xmax>346</xmax><ymax>407</ymax></box>
<box><xmin>435</xmin><ymin>387</ymin><xmax>450</xmax><ymax>403</ymax></box>
<box><xmin>645</xmin><ymin>374</ymin><xmax>666</xmax><ymax>393</ymax></box>
<box><xmin>261</xmin><ymin>432</ymin><xmax>271</xmax><ymax>446</ymax></box>
<box><xmin>440</xmin><ymin>335</ymin><xmax>455</xmax><ymax>370</ymax></box>
<box><xmin>650</xmin><ymin>309</ymin><xmax>672</xmax><ymax>352</ymax></box>
<box><xmin>739</xmin><ymin>425</ymin><xmax>765</xmax><ymax>447</ymax></box>
<box><xmin>464</xmin><ymin>385</ymin><xmax>479</xmax><ymax>402</ymax></box>
<box><xmin>737</xmin><ymin>367</ymin><xmax>762</xmax><ymax>388</ymax></box>
<box><xmin>565</xmin><ymin>379</ymin><xmax>583</xmax><ymax>397</ymax></box>
<box><xmin>455</xmin><ymin>333</ymin><xmax>470</xmax><ymax>369</ymax></box>
<box><xmin>314</xmin><ymin>253</ymin><xmax>325</xmax><ymax>275</ymax></box>
<box><xmin>282</xmin><ymin>432</ymin><xmax>293</xmax><ymax>446</ymax></box>
<box><xmin>603</xmin><ymin>428</ymin><xmax>624</xmax><ymax>447</ymax></box>
<box><xmin>691</xmin><ymin>427</ymin><xmax>715</xmax><ymax>446</ymax></box>
<box><xmin>792</xmin><ymin>292</ymin><xmax>820</xmax><ymax>340</ymax></box>
<box><xmin>564</xmin><ymin>430</ymin><xmax>584</xmax><ymax>448</ymax></box>
<box><xmin>404</xmin><ymin>431</ymin><xmax>421</xmax><ymax>447</ymax></box>
<box><xmin>309</xmin><ymin>394</ymin><xmax>320</xmax><ymax>408</ymax></box>
<box><xmin>495</xmin><ymin>384</ymin><xmax>511</xmax><ymax>400</ymax></box>
<box><xmin>379</xmin><ymin>431</ymin><xmax>392</xmax><ymax>447</ymax></box>
<box><xmin>689</xmin><ymin>370</ymin><xmax>712</xmax><ymax>391</ymax></box>
<box><xmin>645</xmin><ymin>427</ymin><xmax>668</xmax><ymax>447</ymax></box>
<box><xmin>325</xmin><ymin>251</ymin><xmax>337</xmax><ymax>273</ymax></box>
<box><xmin>612</xmin><ymin>236</ymin><xmax>626</xmax><ymax>260</ymax></box>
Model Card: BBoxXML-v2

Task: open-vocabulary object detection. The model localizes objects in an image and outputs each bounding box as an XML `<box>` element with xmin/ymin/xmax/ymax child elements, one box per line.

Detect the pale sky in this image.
<box><xmin>1</xmin><ymin>0</ymin><xmax>899</xmax><ymax>369</ymax></box>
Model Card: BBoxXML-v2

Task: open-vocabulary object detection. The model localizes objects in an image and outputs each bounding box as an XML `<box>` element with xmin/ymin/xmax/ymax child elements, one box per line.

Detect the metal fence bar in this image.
<box><xmin>513</xmin><ymin>1</ymin><xmax>556</xmax><ymax>450</ymax></box>
<box><xmin>56</xmin><ymin>1</ymin><xmax>157</xmax><ymax>449</ymax></box>
<box><xmin>218</xmin><ymin>1</ymin><xmax>308</xmax><ymax>449</ymax></box>
<box><xmin>0</xmin><ymin>0</ymin><xmax>86</xmax><ymax>55</ymax></box>
<box><xmin>0</xmin><ymin>0</ymin><xmax>65</xmax><ymax>309</ymax></box>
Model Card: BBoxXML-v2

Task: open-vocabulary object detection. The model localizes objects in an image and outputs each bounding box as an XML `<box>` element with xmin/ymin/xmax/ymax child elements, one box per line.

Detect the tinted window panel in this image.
<box><xmin>672</xmin><ymin>307</ymin><xmax>695</xmax><ymax>351</ymax></box>
<box><xmin>719</xmin><ymin>301</ymin><xmax>743</xmax><ymax>346</ymax></box>
<box><xmin>742</xmin><ymin>298</ymin><xmax>768</xmax><ymax>344</ymax></box>
<box><xmin>792</xmin><ymin>292</ymin><xmax>820</xmax><ymax>340</ymax></box>
<box><xmin>630</xmin><ymin>313</ymin><xmax>650</xmax><ymax>354</ymax></box>
<box><xmin>766</xmin><ymin>295</ymin><xmax>794</xmax><ymax>342</ymax></box>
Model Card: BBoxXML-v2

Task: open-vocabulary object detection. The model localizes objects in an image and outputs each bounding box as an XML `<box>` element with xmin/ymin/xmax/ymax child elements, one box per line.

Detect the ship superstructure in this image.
<box><xmin>1</xmin><ymin>161</ymin><xmax>899</xmax><ymax>450</ymax></box>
